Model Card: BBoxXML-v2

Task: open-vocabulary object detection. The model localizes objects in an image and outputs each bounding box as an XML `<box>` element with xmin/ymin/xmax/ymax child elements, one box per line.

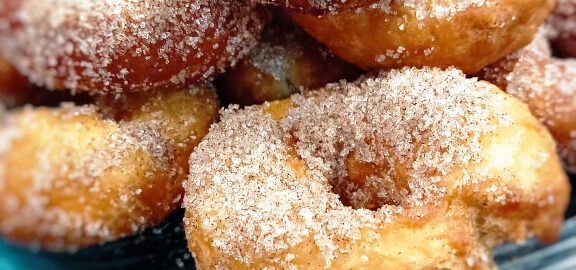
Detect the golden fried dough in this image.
<box><xmin>0</xmin><ymin>87</ymin><xmax>219</xmax><ymax>251</ymax></box>
<box><xmin>184</xmin><ymin>68</ymin><xmax>568</xmax><ymax>269</ymax></box>
<box><xmin>290</xmin><ymin>0</ymin><xmax>553</xmax><ymax>73</ymax></box>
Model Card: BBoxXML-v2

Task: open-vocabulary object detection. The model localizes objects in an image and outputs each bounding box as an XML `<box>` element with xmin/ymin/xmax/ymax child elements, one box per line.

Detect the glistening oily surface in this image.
<box><xmin>0</xmin><ymin>0</ymin><xmax>264</xmax><ymax>93</ymax></box>
<box><xmin>184</xmin><ymin>67</ymin><xmax>568</xmax><ymax>269</ymax></box>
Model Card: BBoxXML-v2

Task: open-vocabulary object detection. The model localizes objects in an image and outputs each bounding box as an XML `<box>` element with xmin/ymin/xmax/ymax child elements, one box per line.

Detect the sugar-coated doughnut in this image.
<box><xmin>0</xmin><ymin>57</ymin><xmax>92</xmax><ymax>109</ymax></box>
<box><xmin>0</xmin><ymin>0</ymin><xmax>265</xmax><ymax>93</ymax></box>
<box><xmin>184</xmin><ymin>68</ymin><xmax>569</xmax><ymax>269</ymax></box>
<box><xmin>478</xmin><ymin>29</ymin><xmax>576</xmax><ymax>171</ymax></box>
<box><xmin>215</xmin><ymin>19</ymin><xmax>361</xmax><ymax>106</ymax></box>
<box><xmin>290</xmin><ymin>0</ymin><xmax>553</xmax><ymax>73</ymax></box>
<box><xmin>0</xmin><ymin>87</ymin><xmax>219</xmax><ymax>251</ymax></box>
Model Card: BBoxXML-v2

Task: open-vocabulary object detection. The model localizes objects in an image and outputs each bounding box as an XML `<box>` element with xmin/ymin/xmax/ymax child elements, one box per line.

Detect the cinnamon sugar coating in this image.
<box><xmin>184</xmin><ymin>68</ymin><xmax>569</xmax><ymax>269</ymax></box>
<box><xmin>0</xmin><ymin>0</ymin><xmax>265</xmax><ymax>93</ymax></box>
<box><xmin>290</xmin><ymin>0</ymin><xmax>553</xmax><ymax>73</ymax></box>
<box><xmin>215</xmin><ymin>18</ymin><xmax>361</xmax><ymax>106</ymax></box>
<box><xmin>0</xmin><ymin>87</ymin><xmax>218</xmax><ymax>251</ymax></box>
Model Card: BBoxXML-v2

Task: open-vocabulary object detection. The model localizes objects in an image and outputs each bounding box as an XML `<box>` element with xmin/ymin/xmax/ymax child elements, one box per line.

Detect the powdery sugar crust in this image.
<box><xmin>0</xmin><ymin>87</ymin><xmax>214</xmax><ymax>251</ymax></box>
<box><xmin>184</xmin><ymin>68</ymin><xmax>509</xmax><ymax>268</ymax></box>
<box><xmin>0</xmin><ymin>0</ymin><xmax>263</xmax><ymax>93</ymax></box>
<box><xmin>307</xmin><ymin>0</ymin><xmax>362</xmax><ymax>10</ymax></box>
<box><xmin>489</xmin><ymin>29</ymin><xmax>576</xmax><ymax>168</ymax></box>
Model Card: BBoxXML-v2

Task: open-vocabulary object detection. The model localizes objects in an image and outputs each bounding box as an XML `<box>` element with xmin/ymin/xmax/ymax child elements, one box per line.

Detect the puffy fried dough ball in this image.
<box><xmin>478</xmin><ymin>29</ymin><xmax>576</xmax><ymax>171</ymax></box>
<box><xmin>0</xmin><ymin>87</ymin><xmax>219</xmax><ymax>252</ymax></box>
<box><xmin>548</xmin><ymin>0</ymin><xmax>576</xmax><ymax>57</ymax></box>
<box><xmin>184</xmin><ymin>68</ymin><xmax>569</xmax><ymax>269</ymax></box>
<box><xmin>251</xmin><ymin>0</ymin><xmax>377</xmax><ymax>14</ymax></box>
<box><xmin>0</xmin><ymin>0</ymin><xmax>265</xmax><ymax>93</ymax></box>
<box><xmin>215</xmin><ymin>19</ymin><xmax>361</xmax><ymax>106</ymax></box>
<box><xmin>290</xmin><ymin>0</ymin><xmax>553</xmax><ymax>74</ymax></box>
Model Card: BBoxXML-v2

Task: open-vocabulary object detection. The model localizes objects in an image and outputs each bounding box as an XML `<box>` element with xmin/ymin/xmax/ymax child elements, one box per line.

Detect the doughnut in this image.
<box><xmin>183</xmin><ymin>68</ymin><xmax>569</xmax><ymax>269</ymax></box>
<box><xmin>289</xmin><ymin>0</ymin><xmax>553</xmax><ymax>74</ymax></box>
<box><xmin>0</xmin><ymin>86</ymin><xmax>219</xmax><ymax>251</ymax></box>
<box><xmin>0</xmin><ymin>57</ymin><xmax>29</xmax><ymax>107</ymax></box>
<box><xmin>548</xmin><ymin>0</ymin><xmax>576</xmax><ymax>57</ymax></box>
<box><xmin>251</xmin><ymin>0</ymin><xmax>377</xmax><ymax>14</ymax></box>
<box><xmin>0</xmin><ymin>0</ymin><xmax>265</xmax><ymax>93</ymax></box>
<box><xmin>215</xmin><ymin>19</ymin><xmax>361</xmax><ymax>106</ymax></box>
<box><xmin>478</xmin><ymin>29</ymin><xmax>576</xmax><ymax>171</ymax></box>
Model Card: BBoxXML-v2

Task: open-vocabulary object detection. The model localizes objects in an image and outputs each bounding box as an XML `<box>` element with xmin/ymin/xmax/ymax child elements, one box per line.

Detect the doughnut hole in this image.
<box><xmin>268</xmin><ymin>100</ymin><xmax>409</xmax><ymax>212</ymax></box>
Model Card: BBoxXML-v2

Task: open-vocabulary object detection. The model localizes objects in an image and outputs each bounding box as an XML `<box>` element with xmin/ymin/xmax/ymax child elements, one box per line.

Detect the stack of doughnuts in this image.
<box><xmin>0</xmin><ymin>0</ymin><xmax>572</xmax><ymax>269</ymax></box>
